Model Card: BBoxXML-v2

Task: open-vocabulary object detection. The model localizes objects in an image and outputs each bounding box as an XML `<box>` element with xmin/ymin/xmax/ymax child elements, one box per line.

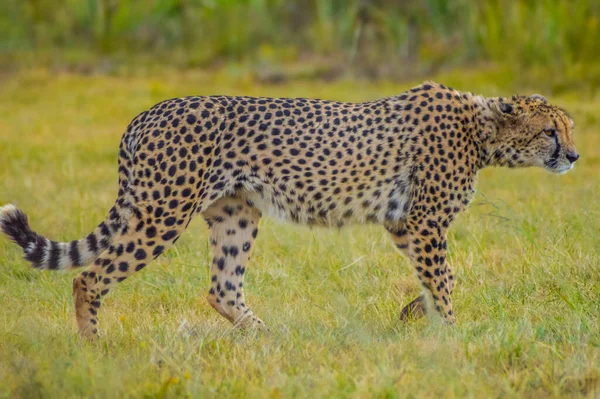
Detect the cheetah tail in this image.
<box><xmin>0</xmin><ymin>204</ymin><xmax>115</xmax><ymax>270</ymax></box>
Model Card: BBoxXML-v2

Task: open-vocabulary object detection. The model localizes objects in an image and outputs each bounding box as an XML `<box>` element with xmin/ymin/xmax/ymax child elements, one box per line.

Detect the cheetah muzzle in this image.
<box><xmin>0</xmin><ymin>81</ymin><xmax>578</xmax><ymax>339</ymax></box>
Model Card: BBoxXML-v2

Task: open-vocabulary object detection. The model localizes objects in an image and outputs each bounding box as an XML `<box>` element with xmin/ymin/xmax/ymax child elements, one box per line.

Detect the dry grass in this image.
<box><xmin>0</xmin><ymin>69</ymin><xmax>599</xmax><ymax>398</ymax></box>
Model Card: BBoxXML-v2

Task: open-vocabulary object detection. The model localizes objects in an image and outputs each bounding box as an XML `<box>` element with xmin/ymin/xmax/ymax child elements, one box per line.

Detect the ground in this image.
<box><xmin>0</xmin><ymin>69</ymin><xmax>599</xmax><ymax>398</ymax></box>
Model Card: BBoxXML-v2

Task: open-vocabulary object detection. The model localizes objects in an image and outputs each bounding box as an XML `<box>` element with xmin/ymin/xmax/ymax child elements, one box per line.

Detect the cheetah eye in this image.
<box><xmin>543</xmin><ymin>128</ymin><xmax>556</xmax><ymax>137</ymax></box>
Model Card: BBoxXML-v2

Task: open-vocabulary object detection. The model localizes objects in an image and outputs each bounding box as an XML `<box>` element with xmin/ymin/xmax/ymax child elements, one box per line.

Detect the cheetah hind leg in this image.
<box><xmin>72</xmin><ymin>209</ymin><xmax>188</xmax><ymax>339</ymax></box>
<box><xmin>202</xmin><ymin>196</ymin><xmax>266</xmax><ymax>329</ymax></box>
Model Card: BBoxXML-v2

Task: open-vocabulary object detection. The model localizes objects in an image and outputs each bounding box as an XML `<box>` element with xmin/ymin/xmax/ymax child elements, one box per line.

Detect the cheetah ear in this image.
<box><xmin>490</xmin><ymin>100</ymin><xmax>514</xmax><ymax>117</ymax></box>
<box><xmin>530</xmin><ymin>94</ymin><xmax>548</xmax><ymax>104</ymax></box>
<box><xmin>499</xmin><ymin>102</ymin><xmax>513</xmax><ymax>114</ymax></box>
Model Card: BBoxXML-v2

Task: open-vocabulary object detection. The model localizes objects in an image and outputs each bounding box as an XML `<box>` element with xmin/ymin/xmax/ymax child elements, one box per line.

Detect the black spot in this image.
<box><xmin>162</xmin><ymin>230</ymin><xmax>177</xmax><ymax>241</ymax></box>
<box><xmin>164</xmin><ymin>217</ymin><xmax>177</xmax><ymax>226</ymax></box>
<box><xmin>223</xmin><ymin>206</ymin><xmax>235</xmax><ymax>216</ymax></box>
<box><xmin>126</xmin><ymin>242</ymin><xmax>135</xmax><ymax>253</ymax></box>
<box><xmin>153</xmin><ymin>245</ymin><xmax>165</xmax><ymax>258</ymax></box>
<box><xmin>146</xmin><ymin>226</ymin><xmax>157</xmax><ymax>238</ymax></box>
<box><xmin>134</xmin><ymin>248</ymin><xmax>147</xmax><ymax>260</ymax></box>
<box><xmin>119</xmin><ymin>262</ymin><xmax>129</xmax><ymax>272</ymax></box>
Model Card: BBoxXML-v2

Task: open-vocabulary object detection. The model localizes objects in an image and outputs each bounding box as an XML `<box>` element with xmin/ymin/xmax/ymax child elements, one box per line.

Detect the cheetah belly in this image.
<box><xmin>239</xmin><ymin>174</ymin><xmax>413</xmax><ymax>228</ymax></box>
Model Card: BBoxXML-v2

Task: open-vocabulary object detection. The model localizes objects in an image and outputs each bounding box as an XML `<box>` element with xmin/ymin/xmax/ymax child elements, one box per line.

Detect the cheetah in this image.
<box><xmin>0</xmin><ymin>81</ymin><xmax>579</xmax><ymax>339</ymax></box>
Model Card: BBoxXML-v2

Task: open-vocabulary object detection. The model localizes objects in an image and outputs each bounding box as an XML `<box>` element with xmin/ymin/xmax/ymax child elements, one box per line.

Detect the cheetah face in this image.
<box><xmin>494</xmin><ymin>95</ymin><xmax>579</xmax><ymax>174</ymax></box>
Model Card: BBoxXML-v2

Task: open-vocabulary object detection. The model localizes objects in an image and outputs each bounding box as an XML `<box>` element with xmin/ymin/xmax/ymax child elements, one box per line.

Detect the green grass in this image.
<box><xmin>0</xmin><ymin>69</ymin><xmax>599</xmax><ymax>398</ymax></box>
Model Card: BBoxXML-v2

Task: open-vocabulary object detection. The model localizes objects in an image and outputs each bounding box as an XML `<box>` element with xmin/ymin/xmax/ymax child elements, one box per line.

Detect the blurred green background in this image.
<box><xmin>2</xmin><ymin>0</ymin><xmax>600</xmax><ymax>93</ymax></box>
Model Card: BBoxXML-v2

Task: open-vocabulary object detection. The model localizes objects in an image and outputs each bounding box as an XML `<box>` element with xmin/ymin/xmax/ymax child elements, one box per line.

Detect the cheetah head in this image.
<box><xmin>488</xmin><ymin>94</ymin><xmax>579</xmax><ymax>174</ymax></box>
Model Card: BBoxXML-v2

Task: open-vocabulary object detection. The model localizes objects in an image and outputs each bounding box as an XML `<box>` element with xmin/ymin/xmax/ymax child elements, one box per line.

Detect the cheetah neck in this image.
<box><xmin>471</xmin><ymin>95</ymin><xmax>506</xmax><ymax>169</ymax></box>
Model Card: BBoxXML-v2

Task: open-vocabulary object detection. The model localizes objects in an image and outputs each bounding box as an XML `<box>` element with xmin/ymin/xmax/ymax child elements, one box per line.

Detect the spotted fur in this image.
<box><xmin>0</xmin><ymin>81</ymin><xmax>578</xmax><ymax>338</ymax></box>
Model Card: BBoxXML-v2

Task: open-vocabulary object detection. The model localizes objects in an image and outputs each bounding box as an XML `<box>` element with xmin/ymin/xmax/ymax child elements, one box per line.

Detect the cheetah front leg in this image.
<box><xmin>389</xmin><ymin>215</ymin><xmax>456</xmax><ymax>324</ymax></box>
<box><xmin>202</xmin><ymin>196</ymin><xmax>266</xmax><ymax>329</ymax></box>
<box><xmin>387</xmin><ymin>224</ymin><xmax>427</xmax><ymax>321</ymax></box>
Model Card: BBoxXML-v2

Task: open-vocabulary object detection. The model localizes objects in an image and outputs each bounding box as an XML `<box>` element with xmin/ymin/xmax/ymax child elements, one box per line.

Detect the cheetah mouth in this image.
<box><xmin>557</xmin><ymin>164</ymin><xmax>574</xmax><ymax>175</ymax></box>
<box><xmin>544</xmin><ymin>156</ymin><xmax>574</xmax><ymax>175</ymax></box>
<box><xmin>545</xmin><ymin>163</ymin><xmax>573</xmax><ymax>175</ymax></box>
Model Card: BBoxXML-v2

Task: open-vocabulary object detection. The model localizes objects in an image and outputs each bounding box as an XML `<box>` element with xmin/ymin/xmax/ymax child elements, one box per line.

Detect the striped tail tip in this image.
<box><xmin>0</xmin><ymin>204</ymin><xmax>36</xmax><ymax>249</ymax></box>
<box><xmin>1</xmin><ymin>204</ymin><xmax>113</xmax><ymax>270</ymax></box>
<box><xmin>0</xmin><ymin>204</ymin><xmax>50</xmax><ymax>269</ymax></box>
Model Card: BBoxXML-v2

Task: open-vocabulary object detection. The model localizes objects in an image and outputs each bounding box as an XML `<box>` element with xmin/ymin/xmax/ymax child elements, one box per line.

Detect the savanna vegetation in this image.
<box><xmin>0</xmin><ymin>1</ymin><xmax>599</xmax><ymax>398</ymax></box>
<box><xmin>2</xmin><ymin>0</ymin><xmax>600</xmax><ymax>90</ymax></box>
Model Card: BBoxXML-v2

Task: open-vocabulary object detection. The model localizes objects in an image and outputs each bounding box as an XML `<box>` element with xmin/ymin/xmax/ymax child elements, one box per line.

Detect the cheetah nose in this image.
<box><xmin>566</xmin><ymin>151</ymin><xmax>580</xmax><ymax>164</ymax></box>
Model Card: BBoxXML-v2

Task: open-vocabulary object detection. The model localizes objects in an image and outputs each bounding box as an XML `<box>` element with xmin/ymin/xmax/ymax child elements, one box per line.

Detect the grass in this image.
<box><xmin>0</xmin><ymin>69</ymin><xmax>599</xmax><ymax>398</ymax></box>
